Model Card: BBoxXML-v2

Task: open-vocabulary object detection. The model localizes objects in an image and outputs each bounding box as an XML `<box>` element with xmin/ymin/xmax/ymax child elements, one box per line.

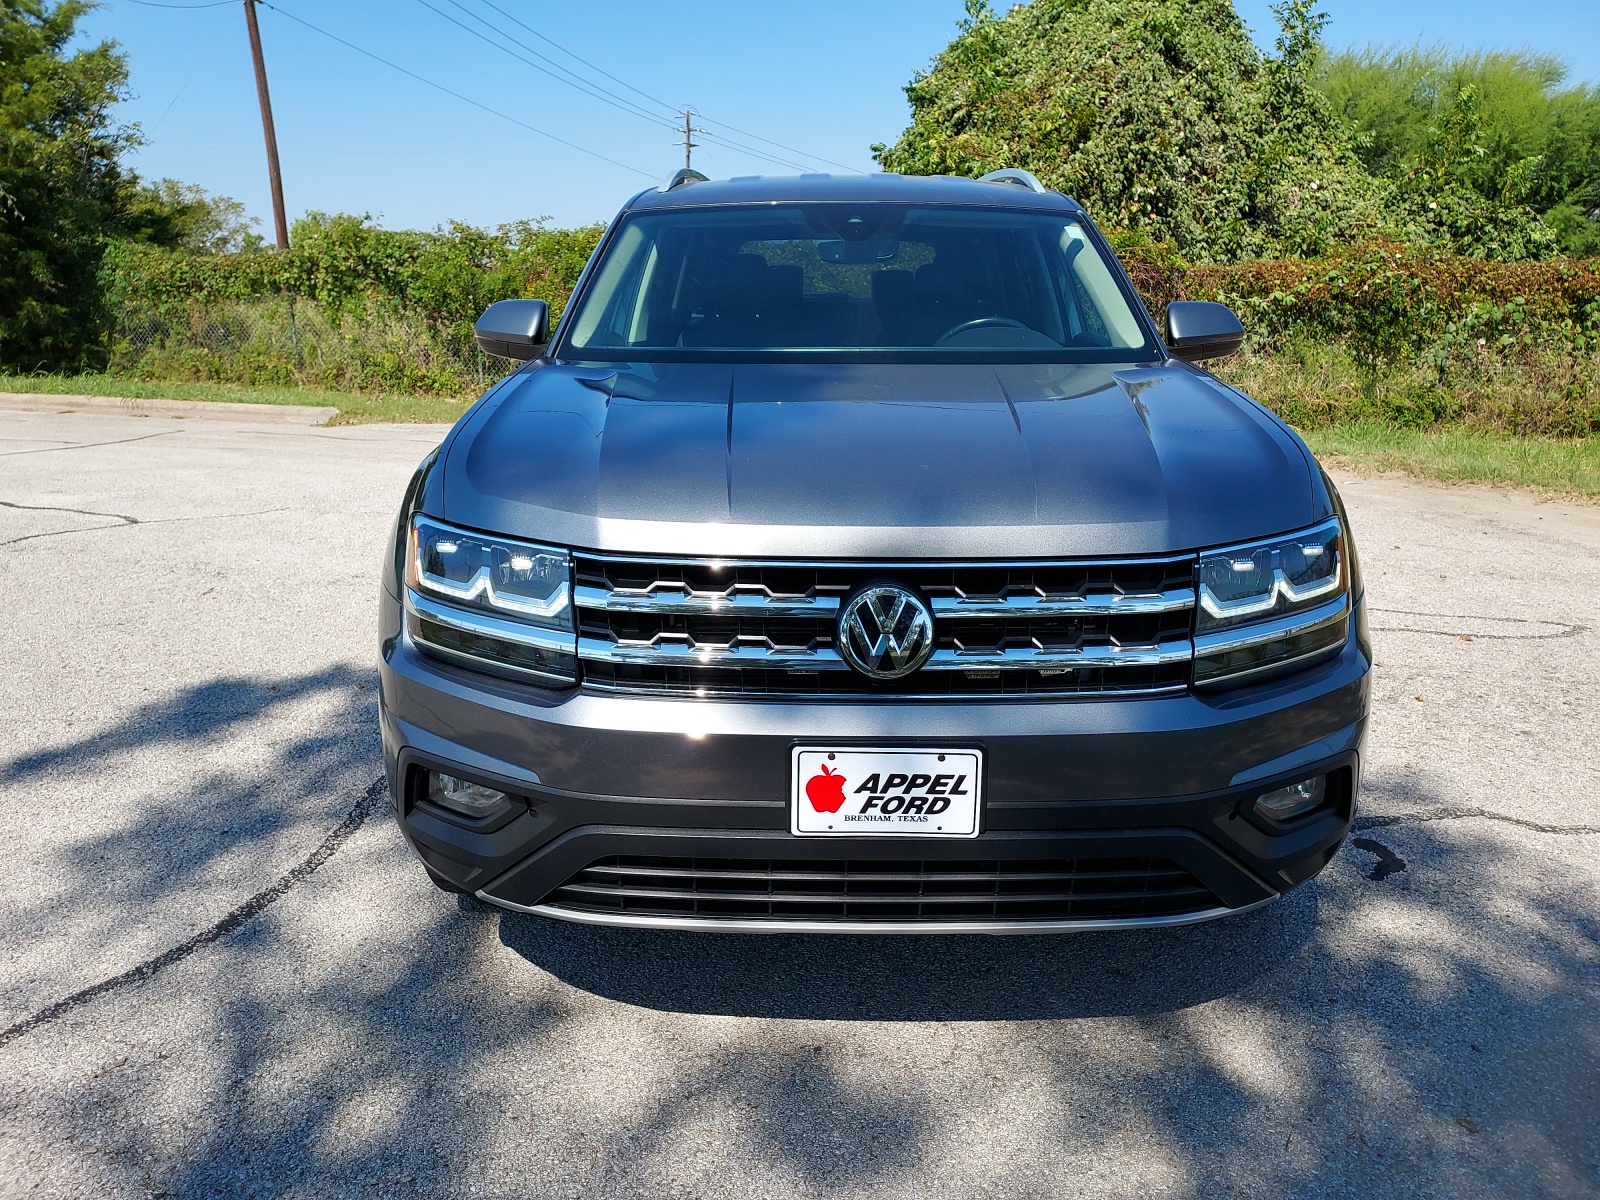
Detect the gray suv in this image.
<box><xmin>378</xmin><ymin>170</ymin><xmax>1370</xmax><ymax>933</ymax></box>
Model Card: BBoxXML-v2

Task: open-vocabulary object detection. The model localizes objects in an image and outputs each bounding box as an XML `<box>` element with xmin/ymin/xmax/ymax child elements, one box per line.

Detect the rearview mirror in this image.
<box><xmin>475</xmin><ymin>299</ymin><xmax>549</xmax><ymax>361</ymax></box>
<box><xmin>1165</xmin><ymin>301</ymin><xmax>1245</xmax><ymax>363</ymax></box>
<box><xmin>816</xmin><ymin>238</ymin><xmax>900</xmax><ymax>264</ymax></box>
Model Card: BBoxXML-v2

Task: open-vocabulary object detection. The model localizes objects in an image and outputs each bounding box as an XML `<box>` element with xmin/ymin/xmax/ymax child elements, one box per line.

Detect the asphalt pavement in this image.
<box><xmin>0</xmin><ymin>408</ymin><xmax>1596</xmax><ymax>1200</ymax></box>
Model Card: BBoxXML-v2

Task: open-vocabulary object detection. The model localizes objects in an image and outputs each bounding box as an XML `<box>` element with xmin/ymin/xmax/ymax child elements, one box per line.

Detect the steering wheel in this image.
<box><xmin>933</xmin><ymin>316</ymin><xmax>1031</xmax><ymax>345</ymax></box>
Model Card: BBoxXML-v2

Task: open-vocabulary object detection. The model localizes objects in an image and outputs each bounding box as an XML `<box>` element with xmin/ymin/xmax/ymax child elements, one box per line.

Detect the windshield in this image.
<box><xmin>561</xmin><ymin>203</ymin><xmax>1156</xmax><ymax>360</ymax></box>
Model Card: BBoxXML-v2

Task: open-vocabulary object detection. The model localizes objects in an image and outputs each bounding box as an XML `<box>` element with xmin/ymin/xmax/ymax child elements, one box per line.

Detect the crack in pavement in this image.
<box><xmin>1368</xmin><ymin>608</ymin><xmax>1589</xmax><ymax>641</ymax></box>
<box><xmin>0</xmin><ymin>777</ymin><xmax>385</xmax><ymax>1052</ymax></box>
<box><xmin>2</xmin><ymin>787</ymin><xmax>1591</xmax><ymax>1052</ymax></box>
<box><xmin>0</xmin><ymin>497</ymin><xmax>139</xmax><ymax>548</ymax></box>
<box><xmin>0</xmin><ymin>498</ymin><xmax>140</xmax><ymax>524</ymax></box>
<box><xmin>0</xmin><ymin>430</ymin><xmax>184</xmax><ymax>458</ymax></box>
<box><xmin>0</xmin><ymin>499</ymin><xmax>139</xmax><ymax>521</ymax></box>
<box><xmin>1354</xmin><ymin>808</ymin><xmax>1600</xmax><ymax>836</ymax></box>
<box><xmin>0</xmin><ymin>506</ymin><xmax>292</xmax><ymax>548</ymax></box>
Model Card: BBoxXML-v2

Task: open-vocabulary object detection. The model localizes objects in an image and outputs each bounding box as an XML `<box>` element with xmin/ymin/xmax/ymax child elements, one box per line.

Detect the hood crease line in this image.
<box><xmin>992</xmin><ymin>369</ymin><xmax>1039</xmax><ymax>524</ymax></box>
<box><xmin>724</xmin><ymin>366</ymin><xmax>737</xmax><ymax>518</ymax></box>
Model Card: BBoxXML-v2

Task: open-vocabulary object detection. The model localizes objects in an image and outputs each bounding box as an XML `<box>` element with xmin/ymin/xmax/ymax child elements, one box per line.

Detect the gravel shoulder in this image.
<box><xmin>0</xmin><ymin>411</ymin><xmax>1595</xmax><ymax>1200</ymax></box>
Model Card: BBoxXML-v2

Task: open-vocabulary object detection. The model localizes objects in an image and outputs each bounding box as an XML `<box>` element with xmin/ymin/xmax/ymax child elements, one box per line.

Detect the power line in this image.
<box><xmin>415</xmin><ymin>0</ymin><xmax>677</xmax><ymax>130</ymax></box>
<box><xmin>697</xmin><ymin>115</ymin><xmax>863</xmax><ymax>175</ymax></box>
<box><xmin>126</xmin><ymin>0</ymin><xmax>863</xmax><ymax>177</ymax></box>
<box><xmin>453</xmin><ymin>0</ymin><xmax>862</xmax><ymax>174</ymax></box>
<box><xmin>471</xmin><ymin>0</ymin><xmax>679</xmax><ymax>117</ymax></box>
<box><xmin>418</xmin><ymin>0</ymin><xmax>824</xmax><ymax>174</ymax></box>
<box><xmin>147</xmin><ymin>21</ymin><xmax>229</xmax><ymax>133</ymax></box>
<box><xmin>255</xmin><ymin>2</ymin><xmax>654</xmax><ymax>179</ymax></box>
<box><xmin>693</xmin><ymin>129</ymin><xmax>820</xmax><ymax>174</ymax></box>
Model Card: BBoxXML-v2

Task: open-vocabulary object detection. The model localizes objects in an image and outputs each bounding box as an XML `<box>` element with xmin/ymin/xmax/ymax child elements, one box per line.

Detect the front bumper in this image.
<box><xmin>379</xmin><ymin>593</ymin><xmax>1370</xmax><ymax>933</ymax></box>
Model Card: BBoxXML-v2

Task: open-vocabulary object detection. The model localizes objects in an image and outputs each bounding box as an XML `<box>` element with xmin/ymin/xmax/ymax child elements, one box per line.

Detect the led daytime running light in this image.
<box><xmin>409</xmin><ymin>518</ymin><xmax>571</xmax><ymax>623</ymax></box>
<box><xmin>1192</xmin><ymin>518</ymin><xmax>1351</xmax><ymax>687</ymax></box>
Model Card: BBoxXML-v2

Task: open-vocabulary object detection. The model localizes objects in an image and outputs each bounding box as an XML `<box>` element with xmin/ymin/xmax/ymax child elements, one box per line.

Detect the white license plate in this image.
<box><xmin>790</xmin><ymin>747</ymin><xmax>983</xmax><ymax>838</ymax></box>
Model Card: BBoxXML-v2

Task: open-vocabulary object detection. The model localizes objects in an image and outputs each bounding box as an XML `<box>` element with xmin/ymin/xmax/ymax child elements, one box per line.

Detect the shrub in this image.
<box><xmin>1124</xmin><ymin>239</ymin><xmax>1600</xmax><ymax>367</ymax></box>
<box><xmin>95</xmin><ymin>215</ymin><xmax>1599</xmax><ymax>433</ymax></box>
<box><xmin>101</xmin><ymin>216</ymin><xmax>605</xmax><ymax>395</ymax></box>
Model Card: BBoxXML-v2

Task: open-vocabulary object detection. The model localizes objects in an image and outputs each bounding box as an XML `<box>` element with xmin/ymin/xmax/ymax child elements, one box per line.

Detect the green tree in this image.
<box><xmin>1379</xmin><ymin>82</ymin><xmax>1558</xmax><ymax>260</ymax></box>
<box><xmin>0</xmin><ymin>0</ymin><xmax>134</xmax><ymax>370</ymax></box>
<box><xmin>118</xmin><ymin>177</ymin><xmax>262</xmax><ymax>253</ymax></box>
<box><xmin>873</xmin><ymin>0</ymin><xmax>1378</xmax><ymax>261</ymax></box>
<box><xmin>1246</xmin><ymin>0</ymin><xmax>1385</xmax><ymax>257</ymax></box>
<box><xmin>1321</xmin><ymin>47</ymin><xmax>1600</xmax><ymax>255</ymax></box>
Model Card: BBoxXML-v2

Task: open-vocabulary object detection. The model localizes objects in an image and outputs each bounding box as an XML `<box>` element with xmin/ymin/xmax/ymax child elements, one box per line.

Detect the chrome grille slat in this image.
<box><xmin>924</xmin><ymin>642</ymin><xmax>1193</xmax><ymax>670</ymax></box>
<box><xmin>573</xmin><ymin>553</ymin><xmax>1197</xmax><ymax>697</ymax></box>
<box><xmin>577</xmin><ymin>584</ymin><xmax>1194</xmax><ymax>619</ymax></box>
<box><xmin>578</xmin><ymin>636</ymin><xmax>851</xmax><ymax>671</ymax></box>
<box><xmin>576</xmin><ymin>638</ymin><xmax>1192</xmax><ymax>671</ymax></box>
<box><xmin>574</xmin><ymin>583</ymin><xmax>843</xmax><ymax>617</ymax></box>
<box><xmin>930</xmin><ymin>586</ymin><xmax>1195</xmax><ymax>618</ymax></box>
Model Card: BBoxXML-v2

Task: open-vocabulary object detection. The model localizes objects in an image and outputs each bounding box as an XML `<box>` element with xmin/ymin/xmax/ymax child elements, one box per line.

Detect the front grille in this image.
<box><xmin>574</xmin><ymin>554</ymin><xmax>1197</xmax><ymax>697</ymax></box>
<box><xmin>544</xmin><ymin>855</ymin><xmax>1221</xmax><ymax>924</ymax></box>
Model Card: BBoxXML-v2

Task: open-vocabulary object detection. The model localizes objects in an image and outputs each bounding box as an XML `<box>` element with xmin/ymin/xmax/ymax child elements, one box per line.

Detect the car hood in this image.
<box><xmin>440</xmin><ymin>361</ymin><xmax>1323</xmax><ymax>558</ymax></box>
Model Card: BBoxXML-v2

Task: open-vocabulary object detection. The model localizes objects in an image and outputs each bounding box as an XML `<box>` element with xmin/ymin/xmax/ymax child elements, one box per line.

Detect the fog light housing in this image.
<box><xmin>427</xmin><ymin>772</ymin><xmax>513</xmax><ymax>820</ymax></box>
<box><xmin>1253</xmin><ymin>775</ymin><xmax>1328</xmax><ymax>823</ymax></box>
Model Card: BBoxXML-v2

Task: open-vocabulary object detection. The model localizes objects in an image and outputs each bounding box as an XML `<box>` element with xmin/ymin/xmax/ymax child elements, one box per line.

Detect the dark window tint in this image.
<box><xmin>563</xmin><ymin>204</ymin><xmax>1152</xmax><ymax>358</ymax></box>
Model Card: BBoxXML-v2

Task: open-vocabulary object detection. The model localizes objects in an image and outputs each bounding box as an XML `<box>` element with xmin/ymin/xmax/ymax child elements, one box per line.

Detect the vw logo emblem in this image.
<box><xmin>837</xmin><ymin>585</ymin><xmax>935</xmax><ymax>680</ymax></box>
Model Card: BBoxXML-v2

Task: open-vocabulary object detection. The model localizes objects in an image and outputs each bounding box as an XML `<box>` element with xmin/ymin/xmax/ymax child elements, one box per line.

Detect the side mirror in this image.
<box><xmin>1165</xmin><ymin>301</ymin><xmax>1244</xmax><ymax>363</ymax></box>
<box><xmin>474</xmin><ymin>299</ymin><xmax>549</xmax><ymax>361</ymax></box>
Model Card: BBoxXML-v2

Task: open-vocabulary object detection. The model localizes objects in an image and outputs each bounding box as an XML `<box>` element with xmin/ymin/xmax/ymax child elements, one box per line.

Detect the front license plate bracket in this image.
<box><xmin>790</xmin><ymin>747</ymin><xmax>983</xmax><ymax>838</ymax></box>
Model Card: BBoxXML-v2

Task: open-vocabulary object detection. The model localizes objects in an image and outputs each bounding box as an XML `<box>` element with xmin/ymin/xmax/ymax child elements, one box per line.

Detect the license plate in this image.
<box><xmin>790</xmin><ymin>747</ymin><xmax>982</xmax><ymax>838</ymax></box>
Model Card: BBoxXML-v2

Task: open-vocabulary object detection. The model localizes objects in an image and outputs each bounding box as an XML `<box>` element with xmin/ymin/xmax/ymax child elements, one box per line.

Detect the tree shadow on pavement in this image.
<box><xmin>0</xmin><ymin>667</ymin><xmax>370</xmax><ymax>784</ymax></box>
<box><xmin>0</xmin><ymin>666</ymin><xmax>380</xmax><ymax>1013</ymax></box>
<box><xmin>2</xmin><ymin>766</ymin><xmax>1595</xmax><ymax>1200</ymax></box>
<box><xmin>495</xmin><ymin>890</ymin><xmax>1317</xmax><ymax>1021</ymax></box>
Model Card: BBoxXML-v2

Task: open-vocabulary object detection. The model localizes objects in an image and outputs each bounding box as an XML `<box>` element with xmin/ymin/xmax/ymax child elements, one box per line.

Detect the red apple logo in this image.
<box><xmin>806</xmin><ymin>765</ymin><xmax>848</xmax><ymax>814</ymax></box>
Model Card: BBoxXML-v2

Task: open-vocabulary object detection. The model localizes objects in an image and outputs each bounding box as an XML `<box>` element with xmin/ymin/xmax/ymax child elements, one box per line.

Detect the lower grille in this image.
<box><xmin>543</xmin><ymin>855</ymin><xmax>1221</xmax><ymax>925</ymax></box>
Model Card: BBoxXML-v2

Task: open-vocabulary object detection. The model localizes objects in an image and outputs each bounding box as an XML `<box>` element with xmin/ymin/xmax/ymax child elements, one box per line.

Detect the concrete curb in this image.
<box><xmin>0</xmin><ymin>391</ymin><xmax>340</xmax><ymax>426</ymax></box>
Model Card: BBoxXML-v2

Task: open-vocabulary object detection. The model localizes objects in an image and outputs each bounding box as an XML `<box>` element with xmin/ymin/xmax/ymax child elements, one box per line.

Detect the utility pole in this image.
<box><xmin>244</xmin><ymin>0</ymin><xmax>289</xmax><ymax>250</ymax></box>
<box><xmin>678</xmin><ymin>108</ymin><xmax>704</xmax><ymax>171</ymax></box>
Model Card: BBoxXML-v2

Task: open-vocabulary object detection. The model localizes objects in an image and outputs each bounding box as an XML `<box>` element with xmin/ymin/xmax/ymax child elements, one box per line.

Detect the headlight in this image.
<box><xmin>1193</xmin><ymin>518</ymin><xmax>1349</xmax><ymax>687</ymax></box>
<box><xmin>404</xmin><ymin>517</ymin><xmax>577</xmax><ymax>684</ymax></box>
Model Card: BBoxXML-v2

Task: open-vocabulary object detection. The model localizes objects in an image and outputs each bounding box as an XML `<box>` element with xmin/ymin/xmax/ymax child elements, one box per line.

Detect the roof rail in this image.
<box><xmin>976</xmin><ymin>168</ymin><xmax>1048</xmax><ymax>194</ymax></box>
<box><xmin>659</xmin><ymin>168</ymin><xmax>709</xmax><ymax>193</ymax></box>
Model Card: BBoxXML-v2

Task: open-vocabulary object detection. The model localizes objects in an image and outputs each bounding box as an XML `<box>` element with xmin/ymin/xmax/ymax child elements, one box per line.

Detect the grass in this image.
<box><xmin>0</xmin><ymin>373</ymin><xmax>470</xmax><ymax>425</ymax></box>
<box><xmin>1215</xmin><ymin>343</ymin><xmax>1599</xmax><ymax>439</ymax></box>
<box><xmin>1213</xmin><ymin>344</ymin><xmax>1599</xmax><ymax>500</ymax></box>
<box><xmin>1302</xmin><ymin>423</ymin><xmax>1600</xmax><ymax>501</ymax></box>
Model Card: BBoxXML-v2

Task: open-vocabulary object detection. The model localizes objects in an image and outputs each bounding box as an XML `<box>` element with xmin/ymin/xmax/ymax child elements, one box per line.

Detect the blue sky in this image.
<box><xmin>86</xmin><ymin>0</ymin><xmax>1600</xmax><ymax>233</ymax></box>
